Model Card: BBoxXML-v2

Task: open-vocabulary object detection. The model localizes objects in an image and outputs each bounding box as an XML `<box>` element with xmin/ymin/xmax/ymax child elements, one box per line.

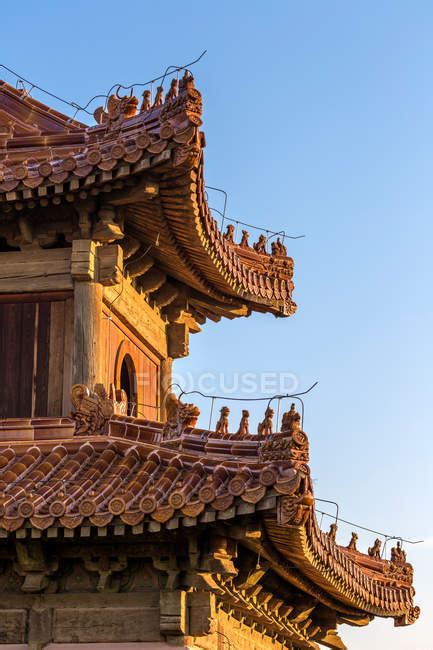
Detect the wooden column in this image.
<box><xmin>71</xmin><ymin>240</ymin><xmax>103</xmax><ymax>389</ymax></box>
<box><xmin>159</xmin><ymin>357</ymin><xmax>173</xmax><ymax>421</ymax></box>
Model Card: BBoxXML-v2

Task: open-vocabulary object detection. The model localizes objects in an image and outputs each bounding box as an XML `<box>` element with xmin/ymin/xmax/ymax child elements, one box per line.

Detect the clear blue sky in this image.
<box><xmin>3</xmin><ymin>2</ymin><xmax>432</xmax><ymax>647</ymax></box>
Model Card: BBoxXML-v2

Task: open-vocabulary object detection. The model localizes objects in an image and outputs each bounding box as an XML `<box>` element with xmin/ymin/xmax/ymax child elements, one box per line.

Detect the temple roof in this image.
<box><xmin>0</xmin><ymin>391</ymin><xmax>419</xmax><ymax>646</ymax></box>
<box><xmin>0</xmin><ymin>77</ymin><xmax>295</xmax><ymax>318</ymax></box>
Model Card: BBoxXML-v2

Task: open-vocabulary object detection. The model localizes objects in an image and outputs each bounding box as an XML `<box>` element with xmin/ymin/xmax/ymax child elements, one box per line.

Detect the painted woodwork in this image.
<box><xmin>101</xmin><ymin>307</ymin><xmax>159</xmax><ymax>420</ymax></box>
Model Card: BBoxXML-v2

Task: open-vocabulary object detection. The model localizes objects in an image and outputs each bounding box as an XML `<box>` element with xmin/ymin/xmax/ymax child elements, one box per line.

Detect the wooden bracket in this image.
<box><xmin>96</xmin><ymin>244</ymin><xmax>123</xmax><ymax>285</ymax></box>
<box><xmin>71</xmin><ymin>239</ymin><xmax>97</xmax><ymax>281</ymax></box>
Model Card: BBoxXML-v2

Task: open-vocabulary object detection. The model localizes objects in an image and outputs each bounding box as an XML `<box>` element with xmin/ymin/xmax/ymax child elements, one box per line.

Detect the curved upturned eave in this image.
<box><xmin>0</xmin><ymin>79</ymin><xmax>296</xmax><ymax>318</ymax></box>
<box><xmin>264</xmin><ymin>512</ymin><xmax>418</xmax><ymax>625</ymax></box>
<box><xmin>157</xmin><ymin>153</ymin><xmax>297</xmax><ymax>317</ymax></box>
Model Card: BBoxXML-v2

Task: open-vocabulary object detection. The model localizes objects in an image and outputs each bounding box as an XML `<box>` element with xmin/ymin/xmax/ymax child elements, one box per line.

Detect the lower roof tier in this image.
<box><xmin>0</xmin><ymin>387</ymin><xmax>419</xmax><ymax>636</ymax></box>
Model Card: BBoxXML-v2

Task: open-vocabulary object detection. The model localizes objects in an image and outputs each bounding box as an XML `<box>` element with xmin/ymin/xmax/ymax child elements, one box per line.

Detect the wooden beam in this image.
<box><xmin>139</xmin><ymin>268</ymin><xmax>166</xmax><ymax>293</ymax></box>
<box><xmin>167</xmin><ymin>321</ymin><xmax>188</xmax><ymax>358</ymax></box>
<box><xmin>120</xmin><ymin>234</ymin><xmax>141</xmax><ymax>259</ymax></box>
<box><xmin>0</xmin><ymin>249</ymin><xmax>73</xmax><ymax>293</ymax></box>
<box><xmin>189</xmin><ymin>294</ymin><xmax>249</xmax><ymax>319</ymax></box>
<box><xmin>152</xmin><ymin>282</ymin><xmax>179</xmax><ymax>308</ymax></box>
<box><xmin>97</xmin><ymin>244</ymin><xmax>123</xmax><ymax>285</ymax></box>
<box><xmin>108</xmin><ymin>178</ymin><xmax>159</xmax><ymax>205</ymax></box>
<box><xmin>126</xmin><ymin>252</ymin><xmax>154</xmax><ymax>278</ymax></box>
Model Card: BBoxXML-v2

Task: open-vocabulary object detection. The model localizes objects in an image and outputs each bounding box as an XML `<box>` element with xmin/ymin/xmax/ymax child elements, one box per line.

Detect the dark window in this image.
<box><xmin>120</xmin><ymin>354</ymin><xmax>137</xmax><ymax>416</ymax></box>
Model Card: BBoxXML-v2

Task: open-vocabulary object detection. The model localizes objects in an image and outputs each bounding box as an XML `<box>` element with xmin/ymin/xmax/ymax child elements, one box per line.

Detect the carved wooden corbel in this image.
<box><xmin>93</xmin><ymin>205</ymin><xmax>123</xmax><ymax>243</ymax></box>
<box><xmin>96</xmin><ymin>243</ymin><xmax>123</xmax><ymax>285</ymax></box>
<box><xmin>14</xmin><ymin>541</ymin><xmax>58</xmax><ymax>593</ymax></box>
<box><xmin>83</xmin><ymin>551</ymin><xmax>127</xmax><ymax>592</ymax></box>
<box><xmin>199</xmin><ymin>535</ymin><xmax>237</xmax><ymax>576</ymax></box>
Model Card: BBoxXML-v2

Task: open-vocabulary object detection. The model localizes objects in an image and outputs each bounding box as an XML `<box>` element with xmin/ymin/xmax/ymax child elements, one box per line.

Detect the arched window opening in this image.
<box><xmin>120</xmin><ymin>354</ymin><xmax>137</xmax><ymax>416</ymax></box>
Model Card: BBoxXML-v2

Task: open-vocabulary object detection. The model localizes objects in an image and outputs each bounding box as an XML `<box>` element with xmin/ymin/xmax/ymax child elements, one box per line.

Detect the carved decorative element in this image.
<box><xmin>368</xmin><ymin>538</ymin><xmax>382</xmax><ymax>559</ymax></box>
<box><xmin>271</xmin><ymin>237</ymin><xmax>287</xmax><ymax>257</ymax></box>
<box><xmin>239</xmin><ymin>230</ymin><xmax>250</xmax><ymax>248</ymax></box>
<box><xmin>257</xmin><ymin>407</ymin><xmax>274</xmax><ymax>437</ymax></box>
<box><xmin>384</xmin><ymin>560</ymin><xmax>414</xmax><ymax>585</ymax></box>
<box><xmin>93</xmin><ymin>91</ymin><xmax>139</xmax><ymax>127</ymax></box>
<box><xmin>160</xmin><ymin>71</ymin><xmax>203</xmax><ymax>126</ymax></box>
<box><xmin>259</xmin><ymin>405</ymin><xmax>309</xmax><ymax>463</ymax></box>
<box><xmin>215</xmin><ymin>406</ymin><xmax>230</xmax><ymax>435</ymax></box>
<box><xmin>140</xmin><ymin>89</ymin><xmax>151</xmax><ymax>112</ymax></box>
<box><xmin>253</xmin><ymin>234</ymin><xmax>267</xmax><ymax>254</ymax></box>
<box><xmin>93</xmin><ymin>205</ymin><xmax>123</xmax><ymax>243</ymax></box>
<box><xmin>236</xmin><ymin>410</ymin><xmax>250</xmax><ymax>437</ymax></box>
<box><xmin>162</xmin><ymin>393</ymin><xmax>200</xmax><ymax>439</ymax></box>
<box><xmin>278</xmin><ymin>493</ymin><xmax>314</xmax><ymax>526</ymax></box>
<box><xmin>109</xmin><ymin>385</ymin><xmax>128</xmax><ymax>415</ymax></box>
<box><xmin>382</xmin><ymin>542</ymin><xmax>414</xmax><ymax>584</ymax></box>
<box><xmin>165</xmin><ymin>79</ymin><xmax>179</xmax><ymax>103</ymax></box>
<box><xmin>83</xmin><ymin>551</ymin><xmax>128</xmax><ymax>592</ymax></box>
<box><xmin>347</xmin><ymin>532</ymin><xmax>358</xmax><ymax>551</ymax></box>
<box><xmin>223</xmin><ymin>224</ymin><xmax>235</xmax><ymax>242</ymax></box>
<box><xmin>395</xmin><ymin>605</ymin><xmax>420</xmax><ymax>627</ymax></box>
<box><xmin>328</xmin><ymin>523</ymin><xmax>337</xmax><ymax>542</ymax></box>
<box><xmin>391</xmin><ymin>541</ymin><xmax>407</xmax><ymax>566</ymax></box>
<box><xmin>153</xmin><ymin>86</ymin><xmax>164</xmax><ymax>108</ymax></box>
<box><xmin>281</xmin><ymin>403</ymin><xmax>301</xmax><ymax>434</ymax></box>
<box><xmin>14</xmin><ymin>541</ymin><xmax>58</xmax><ymax>593</ymax></box>
<box><xmin>71</xmin><ymin>384</ymin><xmax>115</xmax><ymax>435</ymax></box>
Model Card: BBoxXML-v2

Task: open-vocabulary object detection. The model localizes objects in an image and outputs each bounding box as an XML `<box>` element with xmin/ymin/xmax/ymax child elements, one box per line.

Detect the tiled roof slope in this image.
<box><xmin>0</xmin><ymin>77</ymin><xmax>295</xmax><ymax>317</ymax></box>
<box><xmin>0</xmin><ymin>396</ymin><xmax>419</xmax><ymax>629</ymax></box>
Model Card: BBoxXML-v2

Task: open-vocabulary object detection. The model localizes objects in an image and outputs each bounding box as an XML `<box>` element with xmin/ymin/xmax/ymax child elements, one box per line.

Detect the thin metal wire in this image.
<box><xmin>276</xmin><ymin>397</ymin><xmax>281</xmax><ymax>432</ymax></box>
<box><xmin>0</xmin><ymin>50</ymin><xmax>207</xmax><ymax>118</ymax></box>
<box><xmin>175</xmin><ymin>381</ymin><xmax>318</xmax><ymax>404</ymax></box>
<box><xmin>101</xmin><ymin>50</ymin><xmax>207</xmax><ymax>111</ymax></box>
<box><xmin>208</xmin><ymin>396</ymin><xmax>215</xmax><ymax>431</ymax></box>
<box><xmin>163</xmin><ymin>381</ymin><xmax>318</xmax><ymax>432</ymax></box>
<box><xmin>205</xmin><ymin>185</ymin><xmax>227</xmax><ymax>221</ymax></box>
<box><xmin>315</xmin><ymin>498</ymin><xmax>339</xmax><ymax>524</ymax></box>
<box><xmin>210</xmin><ymin>208</ymin><xmax>305</xmax><ymax>241</ymax></box>
<box><xmin>266</xmin><ymin>382</ymin><xmax>318</xmax><ymax>428</ymax></box>
<box><xmin>316</xmin><ymin>509</ymin><xmax>423</xmax><ymax>545</ymax></box>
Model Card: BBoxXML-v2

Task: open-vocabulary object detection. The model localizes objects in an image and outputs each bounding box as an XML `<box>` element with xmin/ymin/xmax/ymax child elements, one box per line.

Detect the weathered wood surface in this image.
<box><xmin>71</xmin><ymin>240</ymin><xmax>96</xmax><ymax>281</ymax></box>
<box><xmin>0</xmin><ymin>302</ymin><xmax>36</xmax><ymax>417</ymax></box>
<box><xmin>53</xmin><ymin>606</ymin><xmax>161</xmax><ymax>643</ymax></box>
<box><xmin>62</xmin><ymin>297</ymin><xmax>74</xmax><ymax>415</ymax></box>
<box><xmin>73</xmin><ymin>281</ymin><xmax>103</xmax><ymax>389</ymax></box>
<box><xmin>48</xmin><ymin>300</ymin><xmax>66</xmax><ymax>415</ymax></box>
<box><xmin>104</xmin><ymin>280</ymin><xmax>167</xmax><ymax>358</ymax></box>
<box><xmin>97</xmin><ymin>244</ymin><xmax>123</xmax><ymax>285</ymax></box>
<box><xmin>0</xmin><ymin>297</ymin><xmax>73</xmax><ymax>418</ymax></box>
<box><xmin>0</xmin><ymin>248</ymin><xmax>73</xmax><ymax>293</ymax></box>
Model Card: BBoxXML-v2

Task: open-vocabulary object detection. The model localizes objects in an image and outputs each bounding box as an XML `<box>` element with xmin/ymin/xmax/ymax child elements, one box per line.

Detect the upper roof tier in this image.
<box><xmin>0</xmin><ymin>76</ymin><xmax>296</xmax><ymax>318</ymax></box>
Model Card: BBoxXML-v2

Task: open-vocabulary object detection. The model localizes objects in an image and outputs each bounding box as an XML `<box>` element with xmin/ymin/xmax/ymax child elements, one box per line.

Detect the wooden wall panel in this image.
<box><xmin>101</xmin><ymin>308</ymin><xmax>160</xmax><ymax>420</ymax></box>
<box><xmin>0</xmin><ymin>294</ymin><xmax>73</xmax><ymax>419</ymax></box>
<box><xmin>34</xmin><ymin>301</ymin><xmax>51</xmax><ymax>416</ymax></box>
<box><xmin>0</xmin><ymin>302</ymin><xmax>36</xmax><ymax>418</ymax></box>
<box><xmin>62</xmin><ymin>297</ymin><xmax>74</xmax><ymax>416</ymax></box>
<box><xmin>48</xmin><ymin>300</ymin><xmax>66</xmax><ymax>415</ymax></box>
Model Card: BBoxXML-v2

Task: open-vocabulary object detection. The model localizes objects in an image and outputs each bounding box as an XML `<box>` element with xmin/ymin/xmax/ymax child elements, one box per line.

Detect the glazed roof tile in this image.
<box><xmin>0</xmin><ymin>76</ymin><xmax>295</xmax><ymax>317</ymax></box>
<box><xmin>0</xmin><ymin>400</ymin><xmax>419</xmax><ymax>628</ymax></box>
